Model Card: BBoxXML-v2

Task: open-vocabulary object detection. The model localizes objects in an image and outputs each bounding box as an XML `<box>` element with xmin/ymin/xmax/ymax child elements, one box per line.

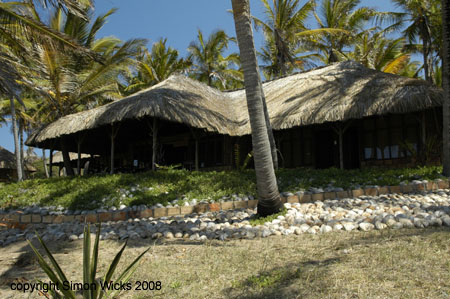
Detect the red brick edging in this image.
<box><xmin>1</xmin><ymin>179</ymin><xmax>449</xmax><ymax>228</ymax></box>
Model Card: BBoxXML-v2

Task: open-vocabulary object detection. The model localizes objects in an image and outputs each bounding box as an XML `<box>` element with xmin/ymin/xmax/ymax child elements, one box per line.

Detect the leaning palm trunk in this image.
<box><xmin>10</xmin><ymin>98</ymin><xmax>23</xmax><ymax>182</ymax></box>
<box><xmin>61</xmin><ymin>138</ymin><xmax>75</xmax><ymax>176</ymax></box>
<box><xmin>442</xmin><ymin>0</ymin><xmax>450</xmax><ymax>175</ymax></box>
<box><xmin>231</xmin><ymin>0</ymin><xmax>282</xmax><ymax>216</ymax></box>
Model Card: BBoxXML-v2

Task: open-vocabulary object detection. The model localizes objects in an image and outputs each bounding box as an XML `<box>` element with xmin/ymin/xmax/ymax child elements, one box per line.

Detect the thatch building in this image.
<box><xmin>0</xmin><ymin>146</ymin><xmax>37</xmax><ymax>181</ymax></box>
<box><xmin>26</xmin><ymin>61</ymin><xmax>444</xmax><ymax>172</ymax></box>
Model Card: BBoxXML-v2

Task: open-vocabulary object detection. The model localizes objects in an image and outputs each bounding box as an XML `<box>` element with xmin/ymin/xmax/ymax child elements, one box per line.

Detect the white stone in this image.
<box><xmin>358</xmin><ymin>222</ymin><xmax>374</xmax><ymax>232</ymax></box>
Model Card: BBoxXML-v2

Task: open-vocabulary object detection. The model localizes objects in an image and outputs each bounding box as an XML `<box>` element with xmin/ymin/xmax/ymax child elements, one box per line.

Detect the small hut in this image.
<box><xmin>0</xmin><ymin>146</ymin><xmax>37</xmax><ymax>181</ymax></box>
<box><xmin>46</xmin><ymin>151</ymin><xmax>96</xmax><ymax>176</ymax></box>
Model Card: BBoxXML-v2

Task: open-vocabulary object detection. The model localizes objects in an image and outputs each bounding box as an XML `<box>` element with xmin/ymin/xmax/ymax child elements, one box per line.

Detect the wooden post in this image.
<box><xmin>421</xmin><ymin>111</ymin><xmax>426</xmax><ymax>154</ymax></box>
<box><xmin>77</xmin><ymin>140</ymin><xmax>81</xmax><ymax>175</ymax></box>
<box><xmin>61</xmin><ymin>139</ymin><xmax>75</xmax><ymax>176</ymax></box>
<box><xmin>332</xmin><ymin>122</ymin><xmax>352</xmax><ymax>170</ymax></box>
<box><xmin>42</xmin><ymin>149</ymin><xmax>49</xmax><ymax>178</ymax></box>
<box><xmin>49</xmin><ymin>148</ymin><xmax>53</xmax><ymax>177</ymax></box>
<box><xmin>152</xmin><ymin>118</ymin><xmax>158</xmax><ymax>171</ymax></box>
<box><xmin>110</xmin><ymin>126</ymin><xmax>115</xmax><ymax>175</ymax></box>
<box><xmin>195</xmin><ymin>138</ymin><xmax>199</xmax><ymax>171</ymax></box>
<box><xmin>338</xmin><ymin>126</ymin><xmax>344</xmax><ymax>170</ymax></box>
<box><xmin>109</xmin><ymin>123</ymin><xmax>121</xmax><ymax>174</ymax></box>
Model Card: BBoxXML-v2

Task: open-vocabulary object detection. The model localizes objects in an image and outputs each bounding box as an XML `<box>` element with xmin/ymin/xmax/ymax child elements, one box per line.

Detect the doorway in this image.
<box><xmin>315</xmin><ymin>129</ymin><xmax>338</xmax><ymax>169</ymax></box>
<box><xmin>343</xmin><ymin>127</ymin><xmax>360</xmax><ymax>169</ymax></box>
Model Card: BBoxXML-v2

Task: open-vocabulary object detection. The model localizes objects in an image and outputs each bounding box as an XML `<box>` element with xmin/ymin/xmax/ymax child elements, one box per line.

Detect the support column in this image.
<box><xmin>110</xmin><ymin>128</ymin><xmax>115</xmax><ymax>175</ymax></box>
<box><xmin>42</xmin><ymin>149</ymin><xmax>49</xmax><ymax>178</ymax></box>
<box><xmin>110</xmin><ymin>124</ymin><xmax>120</xmax><ymax>175</ymax></box>
<box><xmin>61</xmin><ymin>138</ymin><xmax>75</xmax><ymax>176</ymax></box>
<box><xmin>195</xmin><ymin>138</ymin><xmax>199</xmax><ymax>171</ymax></box>
<box><xmin>77</xmin><ymin>140</ymin><xmax>82</xmax><ymax>175</ymax></box>
<box><xmin>332</xmin><ymin>122</ymin><xmax>351</xmax><ymax>170</ymax></box>
<box><xmin>49</xmin><ymin>148</ymin><xmax>53</xmax><ymax>177</ymax></box>
<box><xmin>338</xmin><ymin>126</ymin><xmax>344</xmax><ymax>170</ymax></box>
<box><xmin>421</xmin><ymin>111</ymin><xmax>426</xmax><ymax>154</ymax></box>
<box><xmin>152</xmin><ymin>118</ymin><xmax>158</xmax><ymax>171</ymax></box>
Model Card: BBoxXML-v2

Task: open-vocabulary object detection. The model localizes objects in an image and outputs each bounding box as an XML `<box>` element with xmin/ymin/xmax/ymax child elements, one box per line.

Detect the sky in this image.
<box><xmin>0</xmin><ymin>0</ymin><xmax>403</xmax><ymax>153</ymax></box>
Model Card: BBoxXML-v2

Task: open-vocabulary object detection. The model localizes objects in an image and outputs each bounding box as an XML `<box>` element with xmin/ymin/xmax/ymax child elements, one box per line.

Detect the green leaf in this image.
<box><xmin>90</xmin><ymin>223</ymin><xmax>101</xmax><ymax>299</ymax></box>
<box><xmin>83</xmin><ymin>224</ymin><xmax>92</xmax><ymax>299</ymax></box>
<box><xmin>98</xmin><ymin>241</ymin><xmax>128</xmax><ymax>299</ymax></box>
<box><xmin>35</xmin><ymin>232</ymin><xmax>71</xmax><ymax>288</ymax></box>
<box><xmin>27</xmin><ymin>239</ymin><xmax>76</xmax><ymax>299</ymax></box>
<box><xmin>107</xmin><ymin>247</ymin><xmax>150</xmax><ymax>298</ymax></box>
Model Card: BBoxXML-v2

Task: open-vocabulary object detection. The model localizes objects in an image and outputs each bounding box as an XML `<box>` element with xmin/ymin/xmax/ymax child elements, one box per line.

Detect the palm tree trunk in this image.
<box><xmin>442</xmin><ymin>0</ymin><xmax>450</xmax><ymax>175</ymax></box>
<box><xmin>423</xmin><ymin>37</ymin><xmax>431</xmax><ymax>83</ymax></box>
<box><xmin>231</xmin><ymin>0</ymin><xmax>282</xmax><ymax>217</ymax></box>
<box><xmin>42</xmin><ymin>149</ymin><xmax>49</xmax><ymax>178</ymax></box>
<box><xmin>10</xmin><ymin>98</ymin><xmax>23</xmax><ymax>182</ymax></box>
<box><xmin>260</xmin><ymin>89</ymin><xmax>278</xmax><ymax>169</ymax></box>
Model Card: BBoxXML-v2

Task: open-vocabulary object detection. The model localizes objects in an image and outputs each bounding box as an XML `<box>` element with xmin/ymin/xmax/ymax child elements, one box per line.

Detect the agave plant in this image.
<box><xmin>27</xmin><ymin>223</ymin><xmax>149</xmax><ymax>298</ymax></box>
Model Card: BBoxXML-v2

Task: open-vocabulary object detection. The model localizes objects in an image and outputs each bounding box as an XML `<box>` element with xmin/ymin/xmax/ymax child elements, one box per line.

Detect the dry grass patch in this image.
<box><xmin>0</xmin><ymin>228</ymin><xmax>449</xmax><ymax>298</ymax></box>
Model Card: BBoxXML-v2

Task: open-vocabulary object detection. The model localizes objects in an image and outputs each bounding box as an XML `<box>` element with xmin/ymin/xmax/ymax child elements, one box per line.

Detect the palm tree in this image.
<box><xmin>349</xmin><ymin>30</ymin><xmax>412</xmax><ymax>74</ymax></box>
<box><xmin>442</xmin><ymin>0</ymin><xmax>450</xmax><ymax>176</ymax></box>
<box><xmin>254</xmin><ymin>0</ymin><xmax>315</xmax><ymax>77</ymax></box>
<box><xmin>391</xmin><ymin>0</ymin><xmax>442</xmax><ymax>83</ymax></box>
<box><xmin>254</xmin><ymin>0</ymin><xmax>344</xmax><ymax>77</ymax></box>
<box><xmin>0</xmin><ymin>0</ymin><xmax>95</xmax><ymax>181</ymax></box>
<box><xmin>188</xmin><ymin>29</ymin><xmax>243</xmax><ymax>89</ymax></box>
<box><xmin>27</xmin><ymin>8</ymin><xmax>144</xmax><ymax>175</ymax></box>
<box><xmin>231</xmin><ymin>0</ymin><xmax>282</xmax><ymax>217</ymax></box>
<box><xmin>0</xmin><ymin>96</ymin><xmax>38</xmax><ymax>179</ymax></box>
<box><xmin>123</xmin><ymin>38</ymin><xmax>191</xmax><ymax>95</ymax></box>
<box><xmin>311</xmin><ymin>0</ymin><xmax>377</xmax><ymax>64</ymax></box>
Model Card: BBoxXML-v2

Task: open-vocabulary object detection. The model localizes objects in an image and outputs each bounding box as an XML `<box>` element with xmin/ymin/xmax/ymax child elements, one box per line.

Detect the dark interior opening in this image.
<box><xmin>315</xmin><ymin>129</ymin><xmax>337</xmax><ymax>169</ymax></box>
<box><xmin>343</xmin><ymin>126</ymin><xmax>360</xmax><ymax>169</ymax></box>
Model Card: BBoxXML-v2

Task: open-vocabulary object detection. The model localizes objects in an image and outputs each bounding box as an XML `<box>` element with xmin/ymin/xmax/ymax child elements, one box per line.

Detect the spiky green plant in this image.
<box><xmin>27</xmin><ymin>223</ymin><xmax>149</xmax><ymax>298</ymax></box>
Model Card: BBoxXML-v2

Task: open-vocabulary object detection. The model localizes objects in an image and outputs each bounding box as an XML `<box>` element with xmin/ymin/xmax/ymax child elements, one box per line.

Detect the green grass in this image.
<box><xmin>1</xmin><ymin>228</ymin><xmax>449</xmax><ymax>298</ymax></box>
<box><xmin>249</xmin><ymin>208</ymin><xmax>287</xmax><ymax>226</ymax></box>
<box><xmin>0</xmin><ymin>165</ymin><xmax>445</xmax><ymax>211</ymax></box>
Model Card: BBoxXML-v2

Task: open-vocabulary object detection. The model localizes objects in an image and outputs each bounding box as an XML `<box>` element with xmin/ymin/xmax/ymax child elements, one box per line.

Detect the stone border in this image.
<box><xmin>1</xmin><ymin>179</ymin><xmax>449</xmax><ymax>228</ymax></box>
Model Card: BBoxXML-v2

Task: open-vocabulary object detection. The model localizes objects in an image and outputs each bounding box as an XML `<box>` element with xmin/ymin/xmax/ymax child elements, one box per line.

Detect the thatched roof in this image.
<box><xmin>0</xmin><ymin>146</ymin><xmax>16</xmax><ymax>169</ymax></box>
<box><xmin>0</xmin><ymin>146</ymin><xmax>37</xmax><ymax>171</ymax></box>
<box><xmin>47</xmin><ymin>151</ymin><xmax>91</xmax><ymax>164</ymax></box>
<box><xmin>27</xmin><ymin>61</ymin><xmax>443</xmax><ymax>146</ymax></box>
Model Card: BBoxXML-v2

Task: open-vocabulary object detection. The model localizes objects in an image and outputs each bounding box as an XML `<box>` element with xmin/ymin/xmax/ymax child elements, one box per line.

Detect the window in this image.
<box><xmin>362</xmin><ymin>114</ymin><xmax>419</xmax><ymax>160</ymax></box>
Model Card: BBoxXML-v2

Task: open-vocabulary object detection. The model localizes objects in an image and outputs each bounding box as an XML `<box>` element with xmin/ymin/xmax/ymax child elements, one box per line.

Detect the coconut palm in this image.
<box><xmin>123</xmin><ymin>38</ymin><xmax>191</xmax><ymax>95</ymax></box>
<box><xmin>349</xmin><ymin>30</ymin><xmax>412</xmax><ymax>74</ymax></box>
<box><xmin>231</xmin><ymin>0</ymin><xmax>282</xmax><ymax>217</ymax></box>
<box><xmin>311</xmin><ymin>0</ymin><xmax>377</xmax><ymax>64</ymax></box>
<box><xmin>188</xmin><ymin>29</ymin><xmax>243</xmax><ymax>90</ymax></box>
<box><xmin>391</xmin><ymin>0</ymin><xmax>442</xmax><ymax>83</ymax></box>
<box><xmin>254</xmin><ymin>0</ymin><xmax>315</xmax><ymax>77</ymax></box>
<box><xmin>25</xmin><ymin>7</ymin><xmax>144</xmax><ymax>175</ymax></box>
<box><xmin>442</xmin><ymin>0</ymin><xmax>450</xmax><ymax>175</ymax></box>
<box><xmin>0</xmin><ymin>0</ymin><xmax>96</xmax><ymax>181</ymax></box>
<box><xmin>0</xmin><ymin>96</ymin><xmax>39</xmax><ymax>179</ymax></box>
<box><xmin>254</xmin><ymin>0</ymin><xmax>345</xmax><ymax>77</ymax></box>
